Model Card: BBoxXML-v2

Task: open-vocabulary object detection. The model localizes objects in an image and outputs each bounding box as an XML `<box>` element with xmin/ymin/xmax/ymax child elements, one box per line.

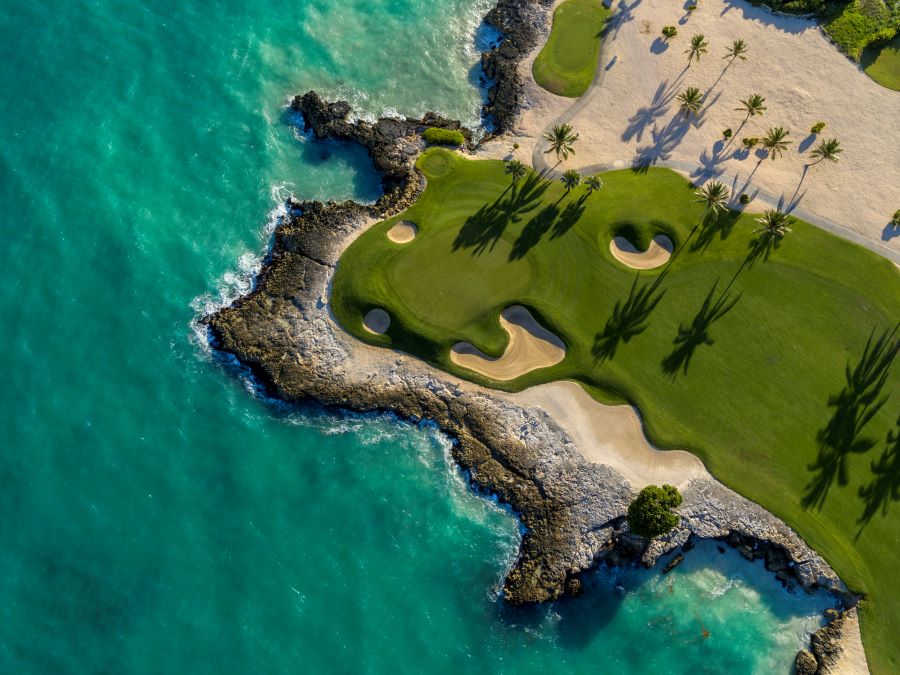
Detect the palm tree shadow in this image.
<box><xmin>550</xmin><ymin>194</ymin><xmax>588</xmax><ymax>239</ymax></box>
<box><xmin>691</xmin><ymin>211</ymin><xmax>740</xmax><ymax>252</ymax></box>
<box><xmin>661</xmin><ymin>282</ymin><xmax>741</xmax><ymax>378</ymax></box>
<box><xmin>623</xmin><ymin>80</ymin><xmax>676</xmax><ymax>143</ymax></box>
<box><xmin>509</xmin><ymin>202</ymin><xmax>560</xmax><ymax>260</ymax></box>
<box><xmin>592</xmin><ymin>271</ymin><xmax>668</xmax><ymax>362</ymax></box>
<box><xmin>857</xmin><ymin>415</ymin><xmax>900</xmax><ymax>536</ymax></box>
<box><xmin>453</xmin><ymin>171</ymin><xmax>548</xmax><ymax>254</ymax></box>
<box><xmin>802</xmin><ymin>325</ymin><xmax>900</xmax><ymax>511</ymax></box>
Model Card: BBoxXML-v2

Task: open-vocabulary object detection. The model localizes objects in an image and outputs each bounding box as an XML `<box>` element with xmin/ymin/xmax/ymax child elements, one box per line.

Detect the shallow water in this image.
<box><xmin>0</xmin><ymin>0</ymin><xmax>832</xmax><ymax>672</ymax></box>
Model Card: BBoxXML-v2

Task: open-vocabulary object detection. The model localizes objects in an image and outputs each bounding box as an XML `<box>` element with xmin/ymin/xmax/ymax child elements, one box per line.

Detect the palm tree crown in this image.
<box><xmin>724</xmin><ymin>39</ymin><xmax>748</xmax><ymax>62</ymax></box>
<box><xmin>677</xmin><ymin>87</ymin><xmax>704</xmax><ymax>117</ymax></box>
<box><xmin>543</xmin><ymin>123</ymin><xmax>579</xmax><ymax>162</ymax></box>
<box><xmin>561</xmin><ymin>169</ymin><xmax>582</xmax><ymax>193</ymax></box>
<box><xmin>762</xmin><ymin>126</ymin><xmax>791</xmax><ymax>160</ymax></box>
<box><xmin>754</xmin><ymin>210</ymin><xmax>793</xmax><ymax>242</ymax></box>
<box><xmin>809</xmin><ymin>138</ymin><xmax>843</xmax><ymax>164</ymax></box>
<box><xmin>735</xmin><ymin>94</ymin><xmax>767</xmax><ymax>120</ymax></box>
<box><xmin>685</xmin><ymin>34</ymin><xmax>709</xmax><ymax>63</ymax></box>
<box><xmin>505</xmin><ymin>159</ymin><xmax>527</xmax><ymax>184</ymax></box>
<box><xmin>585</xmin><ymin>175</ymin><xmax>603</xmax><ymax>194</ymax></box>
<box><xmin>694</xmin><ymin>181</ymin><xmax>730</xmax><ymax>221</ymax></box>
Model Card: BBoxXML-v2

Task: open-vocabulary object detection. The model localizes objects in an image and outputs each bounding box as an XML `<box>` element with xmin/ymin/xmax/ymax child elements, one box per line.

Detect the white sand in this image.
<box><xmin>450</xmin><ymin>305</ymin><xmax>565</xmax><ymax>380</ymax></box>
<box><xmin>363</xmin><ymin>308</ymin><xmax>390</xmax><ymax>334</ymax></box>
<box><xmin>512</xmin><ymin>380</ymin><xmax>709</xmax><ymax>488</ymax></box>
<box><xmin>387</xmin><ymin>220</ymin><xmax>417</xmax><ymax>243</ymax></box>
<box><xmin>481</xmin><ymin>0</ymin><xmax>900</xmax><ymax>257</ymax></box>
<box><xmin>825</xmin><ymin>608</ymin><xmax>869</xmax><ymax>674</ymax></box>
<box><xmin>610</xmin><ymin>234</ymin><xmax>673</xmax><ymax>269</ymax></box>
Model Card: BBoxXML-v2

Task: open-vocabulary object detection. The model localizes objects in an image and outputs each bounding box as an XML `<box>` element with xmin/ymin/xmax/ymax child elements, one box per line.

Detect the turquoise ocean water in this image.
<box><xmin>1</xmin><ymin>0</ymin><xmax>834</xmax><ymax>672</ymax></box>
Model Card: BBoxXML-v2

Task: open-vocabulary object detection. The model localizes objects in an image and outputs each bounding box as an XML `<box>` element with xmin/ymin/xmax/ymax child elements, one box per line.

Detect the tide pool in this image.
<box><xmin>0</xmin><ymin>0</ymin><xmax>832</xmax><ymax>672</ymax></box>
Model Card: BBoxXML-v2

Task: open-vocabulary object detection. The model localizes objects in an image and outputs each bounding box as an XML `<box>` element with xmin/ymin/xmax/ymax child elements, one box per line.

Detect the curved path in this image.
<box><xmin>529</xmin><ymin>0</ymin><xmax>900</xmax><ymax>264</ymax></box>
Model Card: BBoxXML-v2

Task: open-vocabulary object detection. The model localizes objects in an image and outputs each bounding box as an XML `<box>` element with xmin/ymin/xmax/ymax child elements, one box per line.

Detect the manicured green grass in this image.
<box><xmin>532</xmin><ymin>0</ymin><xmax>610</xmax><ymax>97</ymax></box>
<box><xmin>333</xmin><ymin>149</ymin><xmax>900</xmax><ymax>673</ymax></box>
<box><xmin>862</xmin><ymin>33</ymin><xmax>900</xmax><ymax>89</ymax></box>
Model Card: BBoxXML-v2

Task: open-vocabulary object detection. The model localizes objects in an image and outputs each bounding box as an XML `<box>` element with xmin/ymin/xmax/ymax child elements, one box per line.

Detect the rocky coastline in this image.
<box><xmin>204</xmin><ymin>1</ymin><xmax>865</xmax><ymax>669</ymax></box>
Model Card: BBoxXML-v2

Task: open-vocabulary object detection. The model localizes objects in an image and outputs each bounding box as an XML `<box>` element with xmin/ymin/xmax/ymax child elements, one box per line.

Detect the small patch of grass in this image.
<box><xmin>532</xmin><ymin>0</ymin><xmax>610</xmax><ymax>97</ymax></box>
<box><xmin>861</xmin><ymin>32</ymin><xmax>900</xmax><ymax>89</ymax></box>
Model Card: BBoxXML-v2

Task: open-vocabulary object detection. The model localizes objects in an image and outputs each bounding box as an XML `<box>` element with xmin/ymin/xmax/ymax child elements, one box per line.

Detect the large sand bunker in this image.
<box><xmin>512</xmin><ymin>381</ymin><xmax>709</xmax><ymax>489</ymax></box>
<box><xmin>387</xmin><ymin>220</ymin><xmax>417</xmax><ymax>244</ymax></box>
<box><xmin>450</xmin><ymin>305</ymin><xmax>565</xmax><ymax>380</ymax></box>
<box><xmin>609</xmin><ymin>235</ymin><xmax>673</xmax><ymax>270</ymax></box>
<box><xmin>363</xmin><ymin>308</ymin><xmax>390</xmax><ymax>334</ymax></box>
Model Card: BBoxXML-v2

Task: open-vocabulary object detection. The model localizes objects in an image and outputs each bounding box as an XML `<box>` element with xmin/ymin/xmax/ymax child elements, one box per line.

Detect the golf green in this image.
<box><xmin>862</xmin><ymin>33</ymin><xmax>900</xmax><ymax>91</ymax></box>
<box><xmin>532</xmin><ymin>0</ymin><xmax>610</xmax><ymax>97</ymax></box>
<box><xmin>332</xmin><ymin>148</ymin><xmax>900</xmax><ymax>672</ymax></box>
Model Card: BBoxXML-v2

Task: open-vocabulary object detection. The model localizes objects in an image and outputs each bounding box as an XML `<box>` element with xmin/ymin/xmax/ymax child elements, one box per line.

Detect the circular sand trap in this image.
<box><xmin>450</xmin><ymin>305</ymin><xmax>566</xmax><ymax>381</ymax></box>
<box><xmin>387</xmin><ymin>220</ymin><xmax>417</xmax><ymax>244</ymax></box>
<box><xmin>363</xmin><ymin>308</ymin><xmax>390</xmax><ymax>334</ymax></box>
<box><xmin>609</xmin><ymin>235</ymin><xmax>674</xmax><ymax>270</ymax></box>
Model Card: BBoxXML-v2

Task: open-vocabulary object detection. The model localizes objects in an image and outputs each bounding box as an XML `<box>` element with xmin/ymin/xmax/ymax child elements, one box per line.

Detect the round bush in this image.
<box><xmin>627</xmin><ymin>484</ymin><xmax>683</xmax><ymax>538</ymax></box>
<box><xmin>892</xmin><ymin>209</ymin><xmax>900</xmax><ymax>226</ymax></box>
<box><xmin>740</xmin><ymin>193</ymin><xmax>751</xmax><ymax>205</ymax></box>
<box><xmin>422</xmin><ymin>127</ymin><xmax>465</xmax><ymax>147</ymax></box>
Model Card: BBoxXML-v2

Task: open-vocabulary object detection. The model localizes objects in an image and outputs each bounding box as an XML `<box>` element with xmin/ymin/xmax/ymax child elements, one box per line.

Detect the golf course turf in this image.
<box><xmin>332</xmin><ymin>148</ymin><xmax>900</xmax><ymax>672</ymax></box>
<box><xmin>862</xmin><ymin>33</ymin><xmax>900</xmax><ymax>91</ymax></box>
<box><xmin>532</xmin><ymin>0</ymin><xmax>610</xmax><ymax>97</ymax></box>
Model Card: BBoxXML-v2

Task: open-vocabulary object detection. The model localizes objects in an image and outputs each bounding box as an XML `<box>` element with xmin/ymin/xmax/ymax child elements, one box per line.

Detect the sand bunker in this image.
<box><xmin>512</xmin><ymin>381</ymin><xmax>709</xmax><ymax>489</ymax></box>
<box><xmin>609</xmin><ymin>235</ymin><xmax>673</xmax><ymax>270</ymax></box>
<box><xmin>387</xmin><ymin>220</ymin><xmax>417</xmax><ymax>244</ymax></box>
<box><xmin>363</xmin><ymin>308</ymin><xmax>390</xmax><ymax>334</ymax></box>
<box><xmin>450</xmin><ymin>305</ymin><xmax>565</xmax><ymax>380</ymax></box>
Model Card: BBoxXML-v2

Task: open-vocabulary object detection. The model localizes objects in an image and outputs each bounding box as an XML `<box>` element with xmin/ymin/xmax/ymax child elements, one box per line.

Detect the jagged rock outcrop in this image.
<box><xmin>481</xmin><ymin>0</ymin><xmax>555</xmax><ymax>133</ymax></box>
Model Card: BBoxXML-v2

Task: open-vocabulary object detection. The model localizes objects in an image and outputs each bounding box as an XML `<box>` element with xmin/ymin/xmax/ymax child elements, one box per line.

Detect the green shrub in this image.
<box><xmin>824</xmin><ymin>0</ymin><xmax>898</xmax><ymax>60</ymax></box>
<box><xmin>742</xmin><ymin>137</ymin><xmax>759</xmax><ymax>148</ymax></box>
<box><xmin>892</xmin><ymin>209</ymin><xmax>900</xmax><ymax>226</ymax></box>
<box><xmin>512</xmin><ymin>142</ymin><xmax>520</xmax><ymax>150</ymax></box>
<box><xmin>811</xmin><ymin>121</ymin><xmax>826</xmax><ymax>134</ymax></box>
<box><xmin>687</xmin><ymin>4</ymin><xmax>697</xmax><ymax>10</ymax></box>
<box><xmin>662</xmin><ymin>25</ymin><xmax>678</xmax><ymax>39</ymax></box>
<box><xmin>627</xmin><ymin>485</ymin><xmax>683</xmax><ymax>538</ymax></box>
<box><xmin>740</xmin><ymin>193</ymin><xmax>751</xmax><ymax>205</ymax></box>
<box><xmin>722</xmin><ymin>128</ymin><xmax>733</xmax><ymax>139</ymax></box>
<box><xmin>422</xmin><ymin>127</ymin><xmax>465</xmax><ymax>147</ymax></box>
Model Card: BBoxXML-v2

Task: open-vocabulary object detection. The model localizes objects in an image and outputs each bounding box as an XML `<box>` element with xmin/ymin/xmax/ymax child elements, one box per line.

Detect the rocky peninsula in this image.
<box><xmin>203</xmin><ymin>1</ymin><xmax>867</xmax><ymax>671</ymax></box>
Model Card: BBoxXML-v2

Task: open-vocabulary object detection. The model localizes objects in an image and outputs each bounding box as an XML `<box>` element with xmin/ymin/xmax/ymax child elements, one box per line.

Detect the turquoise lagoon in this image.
<box><xmin>0</xmin><ymin>0</ymin><xmax>833</xmax><ymax>672</ymax></box>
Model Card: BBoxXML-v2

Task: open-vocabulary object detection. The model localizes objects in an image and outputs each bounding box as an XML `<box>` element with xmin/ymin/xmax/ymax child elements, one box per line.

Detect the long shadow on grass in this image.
<box><xmin>508</xmin><ymin>193</ymin><xmax>586</xmax><ymax>260</ymax></box>
<box><xmin>802</xmin><ymin>325</ymin><xmax>900</xmax><ymax>511</ymax></box>
<box><xmin>857</xmin><ymin>415</ymin><xmax>900</xmax><ymax>536</ymax></box>
<box><xmin>661</xmin><ymin>281</ymin><xmax>741</xmax><ymax>379</ymax></box>
<box><xmin>453</xmin><ymin>171</ymin><xmax>548</xmax><ymax>255</ymax></box>
<box><xmin>690</xmin><ymin>210</ymin><xmax>741</xmax><ymax>253</ymax></box>
<box><xmin>592</xmin><ymin>270</ymin><xmax>668</xmax><ymax>362</ymax></box>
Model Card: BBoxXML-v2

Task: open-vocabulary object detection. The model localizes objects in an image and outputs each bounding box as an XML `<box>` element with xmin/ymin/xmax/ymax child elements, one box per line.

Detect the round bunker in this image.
<box><xmin>363</xmin><ymin>308</ymin><xmax>391</xmax><ymax>334</ymax></box>
<box><xmin>609</xmin><ymin>234</ymin><xmax>673</xmax><ymax>270</ymax></box>
<box><xmin>387</xmin><ymin>220</ymin><xmax>417</xmax><ymax>244</ymax></box>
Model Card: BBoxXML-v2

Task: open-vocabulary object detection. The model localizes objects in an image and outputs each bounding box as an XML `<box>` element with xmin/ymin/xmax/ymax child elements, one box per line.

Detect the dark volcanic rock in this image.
<box><xmin>794</xmin><ymin>649</ymin><xmax>819</xmax><ymax>675</ymax></box>
<box><xmin>481</xmin><ymin>0</ymin><xmax>554</xmax><ymax>133</ymax></box>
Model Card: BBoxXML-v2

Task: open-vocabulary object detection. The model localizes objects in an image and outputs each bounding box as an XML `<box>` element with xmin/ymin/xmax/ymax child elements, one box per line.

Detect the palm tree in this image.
<box><xmin>561</xmin><ymin>169</ymin><xmax>581</xmax><ymax>193</ymax></box>
<box><xmin>723</xmin><ymin>39</ymin><xmax>748</xmax><ymax>64</ymax></box>
<box><xmin>693</xmin><ymin>181</ymin><xmax>730</xmax><ymax>223</ymax></box>
<box><xmin>505</xmin><ymin>159</ymin><xmax>527</xmax><ymax>185</ymax></box>
<box><xmin>808</xmin><ymin>138</ymin><xmax>843</xmax><ymax>165</ymax></box>
<box><xmin>543</xmin><ymin>123</ymin><xmax>579</xmax><ymax>163</ymax></box>
<box><xmin>685</xmin><ymin>34</ymin><xmax>709</xmax><ymax>64</ymax></box>
<box><xmin>752</xmin><ymin>210</ymin><xmax>793</xmax><ymax>259</ymax></box>
<box><xmin>762</xmin><ymin>126</ymin><xmax>791</xmax><ymax>160</ymax></box>
<box><xmin>734</xmin><ymin>94</ymin><xmax>767</xmax><ymax>122</ymax></box>
<box><xmin>677</xmin><ymin>87</ymin><xmax>703</xmax><ymax>117</ymax></box>
<box><xmin>585</xmin><ymin>175</ymin><xmax>603</xmax><ymax>195</ymax></box>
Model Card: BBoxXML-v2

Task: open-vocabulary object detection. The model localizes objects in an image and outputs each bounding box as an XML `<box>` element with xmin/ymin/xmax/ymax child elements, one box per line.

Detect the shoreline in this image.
<box><xmin>203</xmin><ymin>1</ymin><xmax>876</xmax><ymax>671</ymax></box>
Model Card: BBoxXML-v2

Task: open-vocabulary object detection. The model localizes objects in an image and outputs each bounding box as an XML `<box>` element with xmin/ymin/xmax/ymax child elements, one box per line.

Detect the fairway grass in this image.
<box><xmin>332</xmin><ymin>149</ymin><xmax>900</xmax><ymax>672</ymax></box>
<box><xmin>862</xmin><ymin>34</ymin><xmax>900</xmax><ymax>90</ymax></box>
<box><xmin>532</xmin><ymin>0</ymin><xmax>610</xmax><ymax>97</ymax></box>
